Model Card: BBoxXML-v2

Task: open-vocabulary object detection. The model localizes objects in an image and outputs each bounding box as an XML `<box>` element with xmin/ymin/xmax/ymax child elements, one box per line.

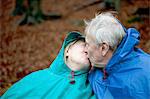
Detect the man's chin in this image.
<box><xmin>91</xmin><ymin>63</ymin><xmax>106</xmax><ymax>68</ymax></box>
<box><xmin>88</xmin><ymin>59</ymin><xmax>105</xmax><ymax>68</ymax></box>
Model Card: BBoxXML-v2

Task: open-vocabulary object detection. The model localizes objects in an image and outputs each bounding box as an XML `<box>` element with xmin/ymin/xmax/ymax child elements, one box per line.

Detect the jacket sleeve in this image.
<box><xmin>88</xmin><ymin>69</ymin><xmax>114</xmax><ymax>99</ymax></box>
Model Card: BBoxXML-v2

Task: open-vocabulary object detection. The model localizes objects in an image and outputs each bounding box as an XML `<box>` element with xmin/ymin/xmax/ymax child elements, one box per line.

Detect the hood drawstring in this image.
<box><xmin>103</xmin><ymin>69</ymin><xmax>108</xmax><ymax>80</ymax></box>
<box><xmin>69</xmin><ymin>71</ymin><xmax>89</xmax><ymax>84</ymax></box>
<box><xmin>69</xmin><ymin>71</ymin><xmax>75</xmax><ymax>84</ymax></box>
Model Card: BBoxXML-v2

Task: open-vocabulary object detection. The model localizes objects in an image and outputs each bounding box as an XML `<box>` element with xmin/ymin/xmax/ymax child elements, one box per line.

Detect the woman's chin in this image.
<box><xmin>85</xmin><ymin>59</ymin><xmax>90</xmax><ymax>65</ymax></box>
<box><xmin>80</xmin><ymin>60</ymin><xmax>90</xmax><ymax>66</ymax></box>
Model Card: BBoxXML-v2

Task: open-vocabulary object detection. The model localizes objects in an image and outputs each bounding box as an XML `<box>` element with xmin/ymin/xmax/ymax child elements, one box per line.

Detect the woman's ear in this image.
<box><xmin>101</xmin><ymin>43</ymin><xmax>110</xmax><ymax>56</ymax></box>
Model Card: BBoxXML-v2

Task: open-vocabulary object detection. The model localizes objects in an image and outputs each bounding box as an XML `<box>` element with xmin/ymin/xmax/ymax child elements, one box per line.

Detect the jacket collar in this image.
<box><xmin>105</xmin><ymin>28</ymin><xmax>140</xmax><ymax>74</ymax></box>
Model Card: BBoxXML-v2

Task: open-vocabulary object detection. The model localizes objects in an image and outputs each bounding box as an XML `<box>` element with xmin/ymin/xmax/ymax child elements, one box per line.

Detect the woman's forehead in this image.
<box><xmin>74</xmin><ymin>40</ymin><xmax>85</xmax><ymax>45</ymax></box>
<box><xmin>71</xmin><ymin>40</ymin><xmax>85</xmax><ymax>48</ymax></box>
<box><xmin>65</xmin><ymin>40</ymin><xmax>85</xmax><ymax>51</ymax></box>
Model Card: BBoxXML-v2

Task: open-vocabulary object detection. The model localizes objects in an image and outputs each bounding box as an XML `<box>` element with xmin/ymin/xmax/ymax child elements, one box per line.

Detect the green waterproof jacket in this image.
<box><xmin>1</xmin><ymin>32</ymin><xmax>96</xmax><ymax>99</ymax></box>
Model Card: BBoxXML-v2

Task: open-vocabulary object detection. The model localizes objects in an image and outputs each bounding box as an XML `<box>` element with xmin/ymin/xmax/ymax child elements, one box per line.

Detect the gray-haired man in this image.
<box><xmin>85</xmin><ymin>12</ymin><xmax>150</xmax><ymax>99</ymax></box>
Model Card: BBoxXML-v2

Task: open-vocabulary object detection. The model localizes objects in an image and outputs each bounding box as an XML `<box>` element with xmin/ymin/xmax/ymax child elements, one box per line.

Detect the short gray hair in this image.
<box><xmin>85</xmin><ymin>12</ymin><xmax>126</xmax><ymax>50</ymax></box>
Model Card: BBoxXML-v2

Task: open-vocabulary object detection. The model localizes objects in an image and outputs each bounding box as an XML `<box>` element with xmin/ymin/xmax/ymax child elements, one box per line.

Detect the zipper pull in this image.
<box><xmin>69</xmin><ymin>71</ymin><xmax>75</xmax><ymax>84</ymax></box>
<box><xmin>103</xmin><ymin>69</ymin><xmax>107</xmax><ymax>80</ymax></box>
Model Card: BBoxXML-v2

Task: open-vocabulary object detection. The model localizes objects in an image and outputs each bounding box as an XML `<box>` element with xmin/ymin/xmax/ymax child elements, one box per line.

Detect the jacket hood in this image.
<box><xmin>106</xmin><ymin>28</ymin><xmax>140</xmax><ymax>74</ymax></box>
<box><xmin>49</xmin><ymin>31</ymin><xmax>87</xmax><ymax>76</ymax></box>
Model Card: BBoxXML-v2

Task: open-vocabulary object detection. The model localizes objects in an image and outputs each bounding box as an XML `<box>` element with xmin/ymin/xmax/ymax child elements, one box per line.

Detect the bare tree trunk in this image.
<box><xmin>12</xmin><ymin>0</ymin><xmax>62</xmax><ymax>25</ymax></box>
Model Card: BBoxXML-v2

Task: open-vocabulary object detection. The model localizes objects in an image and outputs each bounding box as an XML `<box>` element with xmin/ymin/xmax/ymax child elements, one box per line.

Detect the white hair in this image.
<box><xmin>85</xmin><ymin>12</ymin><xmax>126</xmax><ymax>50</ymax></box>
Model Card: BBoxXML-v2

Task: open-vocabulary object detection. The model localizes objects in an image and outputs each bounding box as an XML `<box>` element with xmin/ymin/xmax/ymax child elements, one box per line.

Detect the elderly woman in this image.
<box><xmin>85</xmin><ymin>12</ymin><xmax>150</xmax><ymax>99</ymax></box>
<box><xmin>1</xmin><ymin>32</ymin><xmax>96</xmax><ymax>99</ymax></box>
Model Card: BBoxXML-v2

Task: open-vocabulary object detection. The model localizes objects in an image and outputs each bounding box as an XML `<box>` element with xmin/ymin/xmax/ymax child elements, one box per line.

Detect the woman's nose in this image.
<box><xmin>84</xmin><ymin>47</ymin><xmax>88</xmax><ymax>55</ymax></box>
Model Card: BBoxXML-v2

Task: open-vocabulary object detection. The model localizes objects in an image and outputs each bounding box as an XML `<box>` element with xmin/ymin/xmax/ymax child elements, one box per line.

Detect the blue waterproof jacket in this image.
<box><xmin>88</xmin><ymin>28</ymin><xmax>150</xmax><ymax>99</ymax></box>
